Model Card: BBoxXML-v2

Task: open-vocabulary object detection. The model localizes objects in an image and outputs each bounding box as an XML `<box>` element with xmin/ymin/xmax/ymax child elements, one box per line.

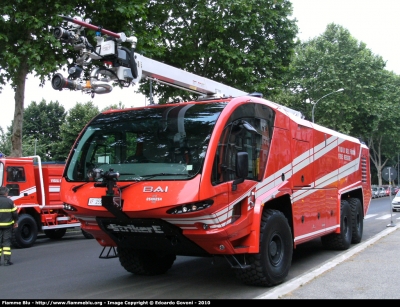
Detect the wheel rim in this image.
<box><xmin>268</xmin><ymin>233</ymin><xmax>283</xmax><ymax>266</ymax></box>
<box><xmin>21</xmin><ymin>224</ymin><xmax>32</xmax><ymax>240</ymax></box>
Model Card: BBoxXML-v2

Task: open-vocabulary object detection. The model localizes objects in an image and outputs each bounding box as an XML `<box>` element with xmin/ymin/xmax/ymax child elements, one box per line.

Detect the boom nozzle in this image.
<box><xmin>51</xmin><ymin>73</ymin><xmax>80</xmax><ymax>91</ymax></box>
<box><xmin>51</xmin><ymin>15</ymin><xmax>139</xmax><ymax>96</ymax></box>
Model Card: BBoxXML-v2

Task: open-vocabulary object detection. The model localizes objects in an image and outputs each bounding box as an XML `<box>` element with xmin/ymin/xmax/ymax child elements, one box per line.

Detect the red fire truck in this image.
<box><xmin>0</xmin><ymin>155</ymin><xmax>85</xmax><ymax>248</ymax></box>
<box><xmin>54</xmin><ymin>17</ymin><xmax>372</xmax><ymax>286</ymax></box>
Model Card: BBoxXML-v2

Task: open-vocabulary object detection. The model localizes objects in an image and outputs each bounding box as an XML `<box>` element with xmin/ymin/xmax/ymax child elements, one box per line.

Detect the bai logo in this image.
<box><xmin>143</xmin><ymin>186</ymin><xmax>169</xmax><ymax>193</ymax></box>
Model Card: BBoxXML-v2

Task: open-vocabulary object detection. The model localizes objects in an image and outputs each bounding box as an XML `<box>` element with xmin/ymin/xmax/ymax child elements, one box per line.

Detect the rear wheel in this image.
<box><xmin>12</xmin><ymin>214</ymin><xmax>38</xmax><ymax>248</ymax></box>
<box><xmin>118</xmin><ymin>247</ymin><xmax>176</xmax><ymax>275</ymax></box>
<box><xmin>348</xmin><ymin>198</ymin><xmax>363</xmax><ymax>244</ymax></box>
<box><xmin>235</xmin><ymin>209</ymin><xmax>293</xmax><ymax>287</ymax></box>
<box><xmin>321</xmin><ymin>200</ymin><xmax>352</xmax><ymax>250</ymax></box>
<box><xmin>44</xmin><ymin>228</ymin><xmax>67</xmax><ymax>240</ymax></box>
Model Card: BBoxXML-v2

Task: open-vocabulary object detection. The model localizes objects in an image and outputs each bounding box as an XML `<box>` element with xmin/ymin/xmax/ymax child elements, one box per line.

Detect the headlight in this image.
<box><xmin>167</xmin><ymin>199</ymin><xmax>213</xmax><ymax>214</ymax></box>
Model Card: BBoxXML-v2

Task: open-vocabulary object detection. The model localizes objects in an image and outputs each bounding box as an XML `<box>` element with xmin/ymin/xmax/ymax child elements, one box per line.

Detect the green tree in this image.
<box><xmin>138</xmin><ymin>0</ymin><xmax>298</xmax><ymax>103</ymax></box>
<box><xmin>283</xmin><ymin>24</ymin><xmax>386</xmax><ymax>134</ymax></box>
<box><xmin>52</xmin><ymin>101</ymin><xmax>100</xmax><ymax>161</ymax></box>
<box><xmin>275</xmin><ymin>23</ymin><xmax>400</xmax><ymax>185</ymax></box>
<box><xmin>21</xmin><ymin>135</ymin><xmax>47</xmax><ymax>158</ymax></box>
<box><xmin>22</xmin><ymin>99</ymin><xmax>66</xmax><ymax>160</ymax></box>
<box><xmin>0</xmin><ymin>0</ymin><xmax>150</xmax><ymax>157</ymax></box>
<box><xmin>366</xmin><ymin>71</ymin><xmax>400</xmax><ymax>185</ymax></box>
<box><xmin>1</xmin><ymin>0</ymin><xmax>298</xmax><ymax>157</ymax></box>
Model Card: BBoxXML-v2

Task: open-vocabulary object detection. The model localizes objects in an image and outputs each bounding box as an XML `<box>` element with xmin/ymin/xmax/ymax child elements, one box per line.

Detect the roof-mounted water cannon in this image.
<box><xmin>53</xmin><ymin>16</ymin><xmax>89</xmax><ymax>45</ymax></box>
<box><xmin>51</xmin><ymin>15</ymin><xmax>140</xmax><ymax>97</ymax></box>
<box><xmin>50</xmin><ymin>17</ymin><xmax>271</xmax><ymax>102</ymax></box>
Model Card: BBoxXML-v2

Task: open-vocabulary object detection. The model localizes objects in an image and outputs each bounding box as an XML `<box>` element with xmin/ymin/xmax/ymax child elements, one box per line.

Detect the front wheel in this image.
<box><xmin>12</xmin><ymin>214</ymin><xmax>38</xmax><ymax>248</ymax></box>
<box><xmin>235</xmin><ymin>209</ymin><xmax>293</xmax><ymax>287</ymax></box>
<box><xmin>118</xmin><ymin>247</ymin><xmax>176</xmax><ymax>275</ymax></box>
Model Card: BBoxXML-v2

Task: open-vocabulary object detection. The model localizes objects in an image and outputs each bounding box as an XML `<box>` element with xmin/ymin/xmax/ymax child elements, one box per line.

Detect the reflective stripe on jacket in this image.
<box><xmin>0</xmin><ymin>221</ymin><xmax>14</xmax><ymax>226</ymax></box>
<box><xmin>0</xmin><ymin>207</ymin><xmax>17</xmax><ymax>213</ymax></box>
<box><xmin>0</xmin><ymin>196</ymin><xmax>17</xmax><ymax>228</ymax></box>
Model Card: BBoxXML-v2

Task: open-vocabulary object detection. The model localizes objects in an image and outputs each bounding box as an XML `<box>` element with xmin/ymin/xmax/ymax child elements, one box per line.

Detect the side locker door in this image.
<box><xmin>291</xmin><ymin>139</ymin><xmax>322</xmax><ymax>242</ymax></box>
<box><xmin>291</xmin><ymin>139</ymin><xmax>312</xmax><ymax>188</ymax></box>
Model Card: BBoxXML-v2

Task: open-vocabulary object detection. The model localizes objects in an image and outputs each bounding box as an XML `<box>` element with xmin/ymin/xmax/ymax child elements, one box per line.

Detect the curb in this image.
<box><xmin>255</xmin><ymin>223</ymin><xmax>400</xmax><ymax>299</ymax></box>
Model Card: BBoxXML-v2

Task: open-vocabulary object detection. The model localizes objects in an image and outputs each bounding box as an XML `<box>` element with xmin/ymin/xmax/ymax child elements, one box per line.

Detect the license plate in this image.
<box><xmin>88</xmin><ymin>198</ymin><xmax>102</xmax><ymax>206</ymax></box>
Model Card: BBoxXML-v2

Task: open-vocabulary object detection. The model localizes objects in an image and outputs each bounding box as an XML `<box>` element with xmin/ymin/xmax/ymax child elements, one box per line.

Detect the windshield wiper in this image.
<box><xmin>139</xmin><ymin>173</ymin><xmax>190</xmax><ymax>178</ymax></box>
<box><xmin>72</xmin><ymin>182</ymin><xmax>90</xmax><ymax>192</ymax></box>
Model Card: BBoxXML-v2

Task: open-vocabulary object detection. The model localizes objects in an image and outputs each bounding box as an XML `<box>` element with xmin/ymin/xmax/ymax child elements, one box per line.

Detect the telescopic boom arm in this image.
<box><xmin>51</xmin><ymin>16</ymin><xmax>303</xmax><ymax>118</ymax></box>
<box><xmin>51</xmin><ymin>15</ymin><xmax>246</xmax><ymax>98</ymax></box>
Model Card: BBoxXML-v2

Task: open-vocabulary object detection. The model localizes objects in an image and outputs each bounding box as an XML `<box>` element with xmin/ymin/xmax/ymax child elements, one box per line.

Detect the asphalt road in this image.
<box><xmin>1</xmin><ymin>197</ymin><xmax>396</xmax><ymax>300</ymax></box>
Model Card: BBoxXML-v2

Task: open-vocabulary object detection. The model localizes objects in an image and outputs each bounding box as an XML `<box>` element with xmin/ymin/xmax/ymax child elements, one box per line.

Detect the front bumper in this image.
<box><xmin>97</xmin><ymin>217</ymin><xmax>210</xmax><ymax>257</ymax></box>
<box><xmin>392</xmin><ymin>202</ymin><xmax>400</xmax><ymax>211</ymax></box>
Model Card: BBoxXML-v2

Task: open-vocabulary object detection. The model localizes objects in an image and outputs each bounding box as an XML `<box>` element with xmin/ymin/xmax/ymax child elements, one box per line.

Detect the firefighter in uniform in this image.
<box><xmin>0</xmin><ymin>186</ymin><xmax>18</xmax><ymax>266</ymax></box>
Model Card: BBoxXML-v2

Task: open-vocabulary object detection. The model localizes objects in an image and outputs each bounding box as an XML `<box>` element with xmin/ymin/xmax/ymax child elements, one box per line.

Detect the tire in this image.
<box><xmin>117</xmin><ymin>247</ymin><xmax>176</xmax><ymax>275</ymax></box>
<box><xmin>44</xmin><ymin>228</ymin><xmax>67</xmax><ymax>240</ymax></box>
<box><xmin>321</xmin><ymin>199</ymin><xmax>352</xmax><ymax>250</ymax></box>
<box><xmin>235</xmin><ymin>209</ymin><xmax>293</xmax><ymax>287</ymax></box>
<box><xmin>348</xmin><ymin>198</ymin><xmax>363</xmax><ymax>244</ymax></box>
<box><xmin>11</xmin><ymin>214</ymin><xmax>38</xmax><ymax>248</ymax></box>
<box><xmin>81</xmin><ymin>229</ymin><xmax>94</xmax><ymax>239</ymax></box>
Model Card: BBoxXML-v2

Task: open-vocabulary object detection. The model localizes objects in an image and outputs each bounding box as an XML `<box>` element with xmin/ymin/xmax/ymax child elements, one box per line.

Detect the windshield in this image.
<box><xmin>65</xmin><ymin>102</ymin><xmax>226</xmax><ymax>181</ymax></box>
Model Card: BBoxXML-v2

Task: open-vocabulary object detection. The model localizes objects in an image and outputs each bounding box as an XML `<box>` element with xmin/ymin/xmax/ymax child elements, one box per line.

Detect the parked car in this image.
<box><xmin>382</xmin><ymin>186</ymin><xmax>390</xmax><ymax>196</ymax></box>
<box><xmin>391</xmin><ymin>187</ymin><xmax>397</xmax><ymax>195</ymax></box>
<box><xmin>372</xmin><ymin>187</ymin><xmax>379</xmax><ymax>199</ymax></box>
<box><xmin>392</xmin><ymin>190</ymin><xmax>400</xmax><ymax>212</ymax></box>
<box><xmin>378</xmin><ymin>187</ymin><xmax>387</xmax><ymax>197</ymax></box>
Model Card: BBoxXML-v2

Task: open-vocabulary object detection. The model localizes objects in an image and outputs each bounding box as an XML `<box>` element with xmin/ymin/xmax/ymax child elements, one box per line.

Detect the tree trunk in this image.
<box><xmin>11</xmin><ymin>59</ymin><xmax>28</xmax><ymax>157</ymax></box>
<box><xmin>368</xmin><ymin>135</ymin><xmax>388</xmax><ymax>186</ymax></box>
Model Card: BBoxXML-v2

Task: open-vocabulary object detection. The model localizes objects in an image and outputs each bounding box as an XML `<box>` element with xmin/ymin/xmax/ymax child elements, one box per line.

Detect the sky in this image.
<box><xmin>1</xmin><ymin>0</ymin><xmax>400</xmax><ymax>131</ymax></box>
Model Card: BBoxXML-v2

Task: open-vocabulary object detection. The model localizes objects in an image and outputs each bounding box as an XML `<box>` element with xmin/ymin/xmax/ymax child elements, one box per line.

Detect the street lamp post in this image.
<box><xmin>311</xmin><ymin>88</ymin><xmax>344</xmax><ymax>123</ymax></box>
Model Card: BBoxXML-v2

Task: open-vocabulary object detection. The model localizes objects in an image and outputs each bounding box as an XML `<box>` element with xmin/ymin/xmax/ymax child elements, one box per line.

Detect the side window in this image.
<box><xmin>6</xmin><ymin>184</ymin><xmax>20</xmax><ymax>196</ymax></box>
<box><xmin>211</xmin><ymin>103</ymin><xmax>274</xmax><ymax>185</ymax></box>
<box><xmin>7</xmin><ymin>166</ymin><xmax>26</xmax><ymax>182</ymax></box>
<box><xmin>212</xmin><ymin>119</ymin><xmax>261</xmax><ymax>184</ymax></box>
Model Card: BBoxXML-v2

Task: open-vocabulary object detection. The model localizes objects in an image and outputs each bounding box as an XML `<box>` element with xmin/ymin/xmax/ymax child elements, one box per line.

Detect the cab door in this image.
<box><xmin>4</xmin><ymin>161</ymin><xmax>38</xmax><ymax>205</ymax></box>
<box><xmin>210</xmin><ymin>103</ymin><xmax>274</xmax><ymax>225</ymax></box>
